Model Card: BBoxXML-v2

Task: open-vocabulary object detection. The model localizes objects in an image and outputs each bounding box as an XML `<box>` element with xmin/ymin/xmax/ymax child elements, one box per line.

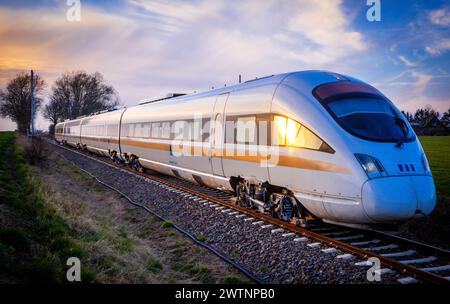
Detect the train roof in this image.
<box><xmin>133</xmin><ymin>70</ymin><xmax>357</xmax><ymax>106</ymax></box>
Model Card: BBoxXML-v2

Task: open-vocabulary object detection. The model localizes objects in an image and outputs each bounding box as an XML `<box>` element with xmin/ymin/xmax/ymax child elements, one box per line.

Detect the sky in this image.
<box><xmin>0</xmin><ymin>0</ymin><xmax>449</xmax><ymax>131</ymax></box>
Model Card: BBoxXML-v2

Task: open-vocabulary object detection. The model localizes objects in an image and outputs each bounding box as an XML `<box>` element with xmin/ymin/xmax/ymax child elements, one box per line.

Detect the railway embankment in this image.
<box><xmin>0</xmin><ymin>132</ymin><xmax>248</xmax><ymax>283</ymax></box>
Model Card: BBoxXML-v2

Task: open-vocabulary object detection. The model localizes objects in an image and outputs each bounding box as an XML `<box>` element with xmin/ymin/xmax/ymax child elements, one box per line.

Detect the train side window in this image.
<box><xmin>272</xmin><ymin>115</ymin><xmax>333</xmax><ymax>152</ymax></box>
<box><xmin>273</xmin><ymin>115</ymin><xmax>287</xmax><ymax>145</ymax></box>
<box><xmin>236</xmin><ymin>116</ymin><xmax>257</xmax><ymax>144</ymax></box>
<box><xmin>120</xmin><ymin>124</ymin><xmax>129</xmax><ymax>137</ymax></box>
<box><xmin>107</xmin><ymin>124</ymin><xmax>117</xmax><ymax>137</ymax></box>
<box><xmin>257</xmin><ymin>118</ymin><xmax>270</xmax><ymax>146</ymax></box>
<box><xmin>191</xmin><ymin>120</ymin><xmax>202</xmax><ymax>141</ymax></box>
<box><xmin>162</xmin><ymin>122</ymin><xmax>171</xmax><ymax>139</ymax></box>
<box><xmin>294</xmin><ymin>127</ymin><xmax>323</xmax><ymax>150</ymax></box>
<box><xmin>286</xmin><ymin>118</ymin><xmax>301</xmax><ymax>146</ymax></box>
<box><xmin>151</xmin><ymin>122</ymin><xmax>161</xmax><ymax>138</ymax></box>
<box><xmin>185</xmin><ymin>122</ymin><xmax>192</xmax><ymax>141</ymax></box>
<box><xmin>136</xmin><ymin>123</ymin><xmax>151</xmax><ymax>138</ymax></box>
<box><xmin>202</xmin><ymin>119</ymin><xmax>211</xmax><ymax>143</ymax></box>
<box><xmin>144</xmin><ymin>123</ymin><xmax>151</xmax><ymax>138</ymax></box>
<box><xmin>225</xmin><ymin>120</ymin><xmax>235</xmax><ymax>143</ymax></box>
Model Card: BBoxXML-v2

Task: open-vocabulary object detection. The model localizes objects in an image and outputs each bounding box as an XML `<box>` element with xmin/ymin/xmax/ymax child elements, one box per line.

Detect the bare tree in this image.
<box><xmin>42</xmin><ymin>98</ymin><xmax>64</xmax><ymax>135</ymax></box>
<box><xmin>0</xmin><ymin>72</ymin><xmax>45</xmax><ymax>134</ymax></box>
<box><xmin>48</xmin><ymin>71</ymin><xmax>119</xmax><ymax>122</ymax></box>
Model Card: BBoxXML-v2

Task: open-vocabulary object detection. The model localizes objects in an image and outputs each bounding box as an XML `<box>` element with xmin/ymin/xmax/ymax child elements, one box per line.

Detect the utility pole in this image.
<box><xmin>30</xmin><ymin>70</ymin><xmax>35</xmax><ymax>137</ymax></box>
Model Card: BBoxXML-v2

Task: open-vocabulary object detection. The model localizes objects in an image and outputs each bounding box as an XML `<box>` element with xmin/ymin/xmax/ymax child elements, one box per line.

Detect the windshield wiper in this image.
<box><xmin>394</xmin><ymin>117</ymin><xmax>409</xmax><ymax>147</ymax></box>
<box><xmin>389</xmin><ymin>106</ymin><xmax>409</xmax><ymax>147</ymax></box>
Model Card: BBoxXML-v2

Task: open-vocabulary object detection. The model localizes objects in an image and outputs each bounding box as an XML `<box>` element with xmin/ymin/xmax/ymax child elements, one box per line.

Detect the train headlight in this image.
<box><xmin>421</xmin><ymin>153</ymin><xmax>431</xmax><ymax>176</ymax></box>
<box><xmin>355</xmin><ymin>154</ymin><xmax>387</xmax><ymax>179</ymax></box>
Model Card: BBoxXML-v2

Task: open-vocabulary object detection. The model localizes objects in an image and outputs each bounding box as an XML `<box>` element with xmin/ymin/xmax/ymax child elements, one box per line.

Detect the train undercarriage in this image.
<box><xmin>229</xmin><ymin>176</ymin><xmax>316</xmax><ymax>227</ymax></box>
<box><xmin>65</xmin><ymin>142</ymin><xmax>316</xmax><ymax>228</ymax></box>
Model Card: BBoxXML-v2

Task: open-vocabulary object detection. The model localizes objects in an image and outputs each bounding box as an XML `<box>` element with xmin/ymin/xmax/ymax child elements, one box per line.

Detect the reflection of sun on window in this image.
<box><xmin>273</xmin><ymin>115</ymin><xmax>324</xmax><ymax>150</ymax></box>
<box><xmin>286</xmin><ymin>118</ymin><xmax>301</xmax><ymax>146</ymax></box>
<box><xmin>274</xmin><ymin>115</ymin><xmax>287</xmax><ymax>145</ymax></box>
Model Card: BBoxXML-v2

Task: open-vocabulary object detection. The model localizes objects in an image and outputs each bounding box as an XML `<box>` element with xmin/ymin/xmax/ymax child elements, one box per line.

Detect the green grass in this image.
<box><xmin>419</xmin><ymin>136</ymin><xmax>450</xmax><ymax>197</ymax></box>
<box><xmin>0</xmin><ymin>132</ymin><xmax>94</xmax><ymax>283</ymax></box>
<box><xmin>196</xmin><ymin>235</ymin><xmax>207</xmax><ymax>242</ymax></box>
<box><xmin>222</xmin><ymin>275</ymin><xmax>252</xmax><ymax>284</ymax></box>
<box><xmin>189</xmin><ymin>265</ymin><xmax>214</xmax><ymax>284</ymax></box>
<box><xmin>160</xmin><ymin>220</ymin><xmax>173</xmax><ymax>228</ymax></box>
<box><xmin>146</xmin><ymin>257</ymin><xmax>163</xmax><ymax>273</ymax></box>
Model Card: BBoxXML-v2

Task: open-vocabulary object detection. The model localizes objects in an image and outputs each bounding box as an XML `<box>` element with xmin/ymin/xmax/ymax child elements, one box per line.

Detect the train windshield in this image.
<box><xmin>326</xmin><ymin>97</ymin><xmax>413</xmax><ymax>142</ymax></box>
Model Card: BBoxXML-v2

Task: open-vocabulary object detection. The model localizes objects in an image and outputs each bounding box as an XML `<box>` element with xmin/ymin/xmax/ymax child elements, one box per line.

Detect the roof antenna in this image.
<box><xmin>239</xmin><ymin>74</ymin><xmax>242</xmax><ymax>84</ymax></box>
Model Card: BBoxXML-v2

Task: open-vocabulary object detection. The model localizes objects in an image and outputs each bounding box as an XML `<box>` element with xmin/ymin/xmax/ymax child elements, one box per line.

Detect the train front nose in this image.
<box><xmin>361</xmin><ymin>176</ymin><xmax>436</xmax><ymax>222</ymax></box>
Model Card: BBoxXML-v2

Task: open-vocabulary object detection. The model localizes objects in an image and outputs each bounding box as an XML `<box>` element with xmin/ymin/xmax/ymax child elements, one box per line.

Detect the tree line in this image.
<box><xmin>0</xmin><ymin>71</ymin><xmax>119</xmax><ymax>135</ymax></box>
<box><xmin>402</xmin><ymin>105</ymin><xmax>450</xmax><ymax>126</ymax></box>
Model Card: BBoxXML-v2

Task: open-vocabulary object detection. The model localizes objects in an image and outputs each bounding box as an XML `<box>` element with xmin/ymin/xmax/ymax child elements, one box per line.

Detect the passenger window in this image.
<box><xmin>151</xmin><ymin>122</ymin><xmax>161</xmax><ymax>138</ymax></box>
<box><xmin>286</xmin><ymin>118</ymin><xmax>301</xmax><ymax>146</ymax></box>
<box><xmin>120</xmin><ymin>124</ymin><xmax>129</xmax><ymax>137</ymax></box>
<box><xmin>273</xmin><ymin>115</ymin><xmax>287</xmax><ymax>145</ymax></box>
<box><xmin>186</xmin><ymin>122</ymin><xmax>193</xmax><ymax>141</ymax></box>
<box><xmin>225</xmin><ymin>120</ymin><xmax>235</xmax><ymax>143</ymax></box>
<box><xmin>192</xmin><ymin>120</ymin><xmax>202</xmax><ymax>141</ymax></box>
<box><xmin>258</xmin><ymin>119</ymin><xmax>269</xmax><ymax>146</ymax></box>
<box><xmin>236</xmin><ymin>116</ymin><xmax>256</xmax><ymax>144</ymax></box>
<box><xmin>134</xmin><ymin>123</ymin><xmax>144</xmax><ymax>138</ymax></box>
<box><xmin>107</xmin><ymin>124</ymin><xmax>116</xmax><ymax>137</ymax></box>
<box><xmin>162</xmin><ymin>122</ymin><xmax>171</xmax><ymax>139</ymax></box>
<box><xmin>273</xmin><ymin>115</ymin><xmax>327</xmax><ymax>151</ymax></box>
<box><xmin>294</xmin><ymin>127</ymin><xmax>323</xmax><ymax>150</ymax></box>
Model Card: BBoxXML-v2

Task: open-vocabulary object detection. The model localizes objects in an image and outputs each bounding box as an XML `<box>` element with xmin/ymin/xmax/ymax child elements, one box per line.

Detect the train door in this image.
<box><xmin>210</xmin><ymin>93</ymin><xmax>229</xmax><ymax>176</ymax></box>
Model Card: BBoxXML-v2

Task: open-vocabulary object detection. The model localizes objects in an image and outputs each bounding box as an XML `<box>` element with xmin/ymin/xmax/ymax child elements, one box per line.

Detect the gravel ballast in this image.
<box><xmin>53</xmin><ymin>145</ymin><xmax>402</xmax><ymax>284</ymax></box>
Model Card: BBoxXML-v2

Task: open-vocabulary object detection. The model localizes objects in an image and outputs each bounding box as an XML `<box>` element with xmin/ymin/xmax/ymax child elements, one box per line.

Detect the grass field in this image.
<box><xmin>0</xmin><ymin>131</ymin><xmax>93</xmax><ymax>283</ymax></box>
<box><xmin>419</xmin><ymin>136</ymin><xmax>450</xmax><ymax>198</ymax></box>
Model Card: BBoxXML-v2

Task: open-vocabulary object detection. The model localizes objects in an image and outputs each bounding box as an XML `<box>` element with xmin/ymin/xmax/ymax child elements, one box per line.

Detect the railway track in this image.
<box><xmin>50</xmin><ymin>141</ymin><xmax>450</xmax><ymax>284</ymax></box>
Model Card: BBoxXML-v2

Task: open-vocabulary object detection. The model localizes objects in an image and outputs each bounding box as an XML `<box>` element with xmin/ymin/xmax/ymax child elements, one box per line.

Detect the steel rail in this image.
<box><xmin>51</xmin><ymin>141</ymin><xmax>450</xmax><ymax>284</ymax></box>
<box><xmin>369</xmin><ymin>229</ymin><xmax>450</xmax><ymax>260</ymax></box>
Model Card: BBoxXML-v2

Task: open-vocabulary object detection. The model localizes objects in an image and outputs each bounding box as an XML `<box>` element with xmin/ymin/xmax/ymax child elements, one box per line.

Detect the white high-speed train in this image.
<box><xmin>55</xmin><ymin>70</ymin><xmax>436</xmax><ymax>227</ymax></box>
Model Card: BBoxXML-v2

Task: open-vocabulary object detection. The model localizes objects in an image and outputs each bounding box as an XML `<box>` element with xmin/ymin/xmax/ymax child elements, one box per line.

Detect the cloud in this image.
<box><xmin>8</xmin><ymin>0</ymin><xmax>444</xmax><ymax>131</ymax></box>
<box><xmin>374</xmin><ymin>70</ymin><xmax>450</xmax><ymax>113</ymax></box>
<box><xmin>287</xmin><ymin>0</ymin><xmax>366</xmax><ymax>53</ymax></box>
<box><xmin>428</xmin><ymin>7</ymin><xmax>450</xmax><ymax>26</ymax></box>
<box><xmin>0</xmin><ymin>1</ymin><xmax>368</xmax><ymax>87</ymax></box>
<box><xmin>398</xmin><ymin>55</ymin><xmax>416</xmax><ymax>67</ymax></box>
<box><xmin>128</xmin><ymin>0</ymin><xmax>223</xmax><ymax>25</ymax></box>
<box><xmin>425</xmin><ymin>38</ymin><xmax>450</xmax><ymax>55</ymax></box>
<box><xmin>378</xmin><ymin>70</ymin><xmax>431</xmax><ymax>93</ymax></box>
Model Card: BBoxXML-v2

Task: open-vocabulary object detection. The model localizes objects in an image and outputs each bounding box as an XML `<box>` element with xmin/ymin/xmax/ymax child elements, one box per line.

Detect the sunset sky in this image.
<box><xmin>0</xmin><ymin>0</ymin><xmax>449</xmax><ymax>131</ymax></box>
